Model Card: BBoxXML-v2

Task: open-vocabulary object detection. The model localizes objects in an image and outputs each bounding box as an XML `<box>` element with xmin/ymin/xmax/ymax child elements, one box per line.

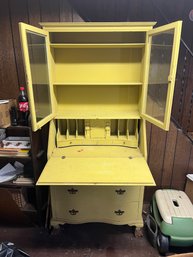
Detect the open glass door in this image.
<box><xmin>19</xmin><ymin>23</ymin><xmax>54</xmax><ymax>131</ymax></box>
<box><xmin>141</xmin><ymin>21</ymin><xmax>182</xmax><ymax>130</ymax></box>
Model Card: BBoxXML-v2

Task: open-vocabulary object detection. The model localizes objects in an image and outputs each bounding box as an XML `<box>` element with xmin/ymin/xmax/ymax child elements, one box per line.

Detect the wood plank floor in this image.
<box><xmin>0</xmin><ymin>223</ymin><xmax>193</xmax><ymax>257</ymax></box>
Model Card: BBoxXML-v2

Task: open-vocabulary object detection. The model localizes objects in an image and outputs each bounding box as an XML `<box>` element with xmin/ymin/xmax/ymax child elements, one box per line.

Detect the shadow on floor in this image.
<box><xmin>0</xmin><ymin>223</ymin><xmax>193</xmax><ymax>257</ymax></box>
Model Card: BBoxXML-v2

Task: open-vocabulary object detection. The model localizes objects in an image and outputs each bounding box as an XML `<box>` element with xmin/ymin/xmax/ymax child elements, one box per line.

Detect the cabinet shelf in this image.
<box><xmin>0</xmin><ymin>125</ymin><xmax>48</xmax><ymax>225</ymax></box>
<box><xmin>50</xmin><ymin>43</ymin><xmax>145</xmax><ymax>49</ymax></box>
<box><xmin>0</xmin><ymin>180</ymin><xmax>34</xmax><ymax>188</ymax></box>
<box><xmin>53</xmin><ymin>82</ymin><xmax>143</xmax><ymax>86</ymax></box>
<box><xmin>0</xmin><ymin>155</ymin><xmax>31</xmax><ymax>159</ymax></box>
<box><xmin>56</xmin><ymin>110</ymin><xmax>140</xmax><ymax>119</ymax></box>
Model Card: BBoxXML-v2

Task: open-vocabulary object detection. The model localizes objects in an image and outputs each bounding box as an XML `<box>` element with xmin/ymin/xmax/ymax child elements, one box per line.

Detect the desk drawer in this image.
<box><xmin>52</xmin><ymin>200</ymin><xmax>139</xmax><ymax>224</ymax></box>
<box><xmin>50</xmin><ymin>186</ymin><xmax>143</xmax><ymax>224</ymax></box>
<box><xmin>51</xmin><ymin>186</ymin><xmax>142</xmax><ymax>203</ymax></box>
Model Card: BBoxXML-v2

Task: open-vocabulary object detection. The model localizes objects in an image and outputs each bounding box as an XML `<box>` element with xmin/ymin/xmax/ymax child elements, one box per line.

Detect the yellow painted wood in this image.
<box><xmin>19</xmin><ymin>22</ymin><xmax>55</xmax><ymax>131</ymax></box>
<box><xmin>56</xmin><ymin>137</ymin><xmax>138</xmax><ymax>148</ymax></box>
<box><xmin>47</xmin><ymin>119</ymin><xmax>56</xmax><ymax>159</ymax></box>
<box><xmin>19</xmin><ymin>21</ymin><xmax>181</xmax><ymax>228</ymax></box>
<box><xmin>50</xmin><ymin>146</ymin><xmax>141</xmax><ymax>158</ymax></box>
<box><xmin>139</xmin><ymin>119</ymin><xmax>147</xmax><ymax>160</ymax></box>
<box><xmin>56</xmin><ymin>119</ymin><xmax>139</xmax><ymax>147</ymax></box>
<box><xmin>40</xmin><ymin>22</ymin><xmax>156</xmax><ymax>32</ymax></box>
<box><xmin>50</xmin><ymin>186</ymin><xmax>144</xmax><ymax>226</ymax></box>
<box><xmin>51</xmin><ymin>202</ymin><xmax>141</xmax><ymax>226</ymax></box>
<box><xmin>37</xmin><ymin>146</ymin><xmax>155</xmax><ymax>186</ymax></box>
<box><xmin>141</xmin><ymin>21</ymin><xmax>182</xmax><ymax>130</ymax></box>
<box><xmin>52</xmin><ymin>48</ymin><xmax>143</xmax><ymax>84</ymax></box>
<box><xmin>55</xmin><ymin>110</ymin><xmax>140</xmax><ymax>120</ymax></box>
<box><xmin>53</xmin><ymin>82</ymin><xmax>143</xmax><ymax>86</ymax></box>
<box><xmin>54</xmin><ymin>84</ymin><xmax>141</xmax><ymax>119</ymax></box>
<box><xmin>50</xmin><ymin>43</ymin><xmax>145</xmax><ymax>48</ymax></box>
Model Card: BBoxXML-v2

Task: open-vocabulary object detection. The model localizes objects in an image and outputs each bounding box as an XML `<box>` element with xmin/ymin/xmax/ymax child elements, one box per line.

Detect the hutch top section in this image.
<box><xmin>39</xmin><ymin>22</ymin><xmax>157</xmax><ymax>31</ymax></box>
<box><xmin>19</xmin><ymin>21</ymin><xmax>182</xmax><ymax>132</ymax></box>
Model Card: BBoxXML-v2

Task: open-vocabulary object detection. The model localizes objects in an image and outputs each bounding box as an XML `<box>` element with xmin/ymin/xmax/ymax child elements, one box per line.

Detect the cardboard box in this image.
<box><xmin>185</xmin><ymin>175</ymin><xmax>193</xmax><ymax>204</ymax></box>
<box><xmin>0</xmin><ymin>99</ymin><xmax>17</xmax><ymax>128</ymax></box>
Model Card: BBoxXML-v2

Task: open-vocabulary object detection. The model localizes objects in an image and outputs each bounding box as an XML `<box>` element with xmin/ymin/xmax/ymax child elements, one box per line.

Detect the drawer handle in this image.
<box><xmin>114</xmin><ymin>209</ymin><xmax>125</xmax><ymax>216</ymax></box>
<box><xmin>115</xmin><ymin>189</ymin><xmax>126</xmax><ymax>195</ymax></box>
<box><xmin>69</xmin><ymin>209</ymin><xmax>79</xmax><ymax>215</ymax></box>
<box><xmin>67</xmin><ymin>188</ymin><xmax>78</xmax><ymax>194</ymax></box>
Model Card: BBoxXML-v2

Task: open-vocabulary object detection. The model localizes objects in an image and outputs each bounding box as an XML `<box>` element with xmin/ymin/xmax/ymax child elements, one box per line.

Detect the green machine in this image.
<box><xmin>146</xmin><ymin>189</ymin><xmax>193</xmax><ymax>255</ymax></box>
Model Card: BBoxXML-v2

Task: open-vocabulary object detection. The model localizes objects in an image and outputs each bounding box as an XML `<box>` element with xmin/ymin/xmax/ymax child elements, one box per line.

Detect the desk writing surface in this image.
<box><xmin>37</xmin><ymin>146</ymin><xmax>155</xmax><ymax>186</ymax></box>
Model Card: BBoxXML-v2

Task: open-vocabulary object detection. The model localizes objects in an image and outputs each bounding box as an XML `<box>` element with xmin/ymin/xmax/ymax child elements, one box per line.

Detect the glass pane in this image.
<box><xmin>146</xmin><ymin>29</ymin><xmax>174</xmax><ymax>122</ymax></box>
<box><xmin>27</xmin><ymin>32</ymin><xmax>52</xmax><ymax>122</ymax></box>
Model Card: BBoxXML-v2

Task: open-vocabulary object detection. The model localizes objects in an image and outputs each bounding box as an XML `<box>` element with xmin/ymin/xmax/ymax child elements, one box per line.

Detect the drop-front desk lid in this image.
<box><xmin>37</xmin><ymin>146</ymin><xmax>155</xmax><ymax>186</ymax></box>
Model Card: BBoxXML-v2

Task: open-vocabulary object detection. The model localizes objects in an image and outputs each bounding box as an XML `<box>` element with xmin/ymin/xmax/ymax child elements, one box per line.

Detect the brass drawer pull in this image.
<box><xmin>69</xmin><ymin>209</ymin><xmax>79</xmax><ymax>215</ymax></box>
<box><xmin>114</xmin><ymin>209</ymin><xmax>125</xmax><ymax>216</ymax></box>
<box><xmin>67</xmin><ymin>188</ymin><xmax>78</xmax><ymax>194</ymax></box>
<box><xmin>115</xmin><ymin>189</ymin><xmax>126</xmax><ymax>195</ymax></box>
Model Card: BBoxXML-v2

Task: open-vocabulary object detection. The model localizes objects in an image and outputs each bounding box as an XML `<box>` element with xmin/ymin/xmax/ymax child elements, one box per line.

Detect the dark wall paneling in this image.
<box><xmin>72</xmin><ymin>9</ymin><xmax>84</xmax><ymax>22</ymax></box>
<box><xmin>181</xmin><ymin>55</ymin><xmax>193</xmax><ymax>132</ymax></box>
<box><xmin>142</xmin><ymin>0</ymin><xmax>156</xmax><ymax>22</ymax></box>
<box><xmin>146</xmin><ymin>122</ymin><xmax>152</xmax><ymax>159</ymax></box>
<box><xmin>69</xmin><ymin>0</ymin><xmax>130</xmax><ymax>22</ymax></box>
<box><xmin>188</xmin><ymin>146</ymin><xmax>193</xmax><ymax>172</ymax></box>
<box><xmin>171</xmin><ymin>129</ymin><xmax>192</xmax><ymax>190</ymax></box>
<box><xmin>148</xmin><ymin>125</ymin><xmax>167</xmax><ymax>186</ymax></box>
<box><xmin>161</xmin><ymin>122</ymin><xmax>178</xmax><ymax>188</ymax></box>
<box><xmin>172</xmin><ymin>46</ymin><xmax>189</xmax><ymax>125</ymax></box>
<box><xmin>145</xmin><ymin>121</ymin><xmax>193</xmax><ymax>202</ymax></box>
<box><xmin>0</xmin><ymin>1</ymin><xmax>18</xmax><ymax>99</ymax></box>
<box><xmin>9</xmin><ymin>0</ymin><xmax>29</xmax><ymax>88</ymax></box>
<box><xmin>127</xmin><ymin>0</ymin><xmax>143</xmax><ymax>21</ymax></box>
<box><xmin>40</xmin><ymin>0</ymin><xmax>60</xmax><ymax>22</ymax></box>
<box><xmin>146</xmin><ymin>0</ymin><xmax>165</xmax><ymax>26</ymax></box>
<box><xmin>144</xmin><ymin>187</ymin><xmax>159</xmax><ymax>203</ymax></box>
<box><xmin>188</xmin><ymin>96</ymin><xmax>193</xmax><ymax>132</ymax></box>
<box><xmin>27</xmin><ymin>0</ymin><xmax>41</xmax><ymax>27</ymax></box>
<box><xmin>59</xmin><ymin>0</ymin><xmax>73</xmax><ymax>22</ymax></box>
<box><xmin>145</xmin><ymin>125</ymin><xmax>166</xmax><ymax>199</ymax></box>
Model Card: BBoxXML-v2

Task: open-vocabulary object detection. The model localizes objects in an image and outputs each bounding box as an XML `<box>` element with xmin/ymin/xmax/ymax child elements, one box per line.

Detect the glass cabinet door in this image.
<box><xmin>141</xmin><ymin>21</ymin><xmax>182</xmax><ymax>130</ymax></box>
<box><xmin>19</xmin><ymin>23</ymin><xmax>54</xmax><ymax>131</ymax></box>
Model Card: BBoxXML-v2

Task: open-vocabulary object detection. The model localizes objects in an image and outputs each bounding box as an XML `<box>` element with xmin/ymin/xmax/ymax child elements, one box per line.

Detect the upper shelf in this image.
<box><xmin>50</xmin><ymin>43</ymin><xmax>145</xmax><ymax>49</ymax></box>
<box><xmin>53</xmin><ymin>82</ymin><xmax>143</xmax><ymax>86</ymax></box>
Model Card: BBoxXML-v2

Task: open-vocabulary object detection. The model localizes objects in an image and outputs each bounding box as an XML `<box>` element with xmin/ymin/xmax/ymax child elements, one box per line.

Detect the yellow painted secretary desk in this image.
<box><xmin>19</xmin><ymin>21</ymin><xmax>182</xmax><ymax>232</ymax></box>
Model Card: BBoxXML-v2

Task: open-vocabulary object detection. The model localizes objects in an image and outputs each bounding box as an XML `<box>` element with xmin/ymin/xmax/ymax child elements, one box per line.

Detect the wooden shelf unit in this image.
<box><xmin>0</xmin><ymin>126</ymin><xmax>48</xmax><ymax>225</ymax></box>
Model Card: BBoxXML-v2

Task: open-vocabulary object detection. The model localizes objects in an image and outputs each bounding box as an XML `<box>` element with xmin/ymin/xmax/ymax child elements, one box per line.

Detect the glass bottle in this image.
<box><xmin>18</xmin><ymin>86</ymin><xmax>29</xmax><ymax>126</ymax></box>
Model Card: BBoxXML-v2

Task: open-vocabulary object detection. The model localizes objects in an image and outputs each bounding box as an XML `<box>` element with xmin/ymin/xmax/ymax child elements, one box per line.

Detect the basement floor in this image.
<box><xmin>0</xmin><ymin>223</ymin><xmax>193</xmax><ymax>257</ymax></box>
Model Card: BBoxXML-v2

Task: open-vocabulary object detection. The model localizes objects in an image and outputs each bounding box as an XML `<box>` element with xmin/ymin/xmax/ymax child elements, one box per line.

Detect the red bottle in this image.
<box><xmin>18</xmin><ymin>86</ymin><xmax>29</xmax><ymax>126</ymax></box>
